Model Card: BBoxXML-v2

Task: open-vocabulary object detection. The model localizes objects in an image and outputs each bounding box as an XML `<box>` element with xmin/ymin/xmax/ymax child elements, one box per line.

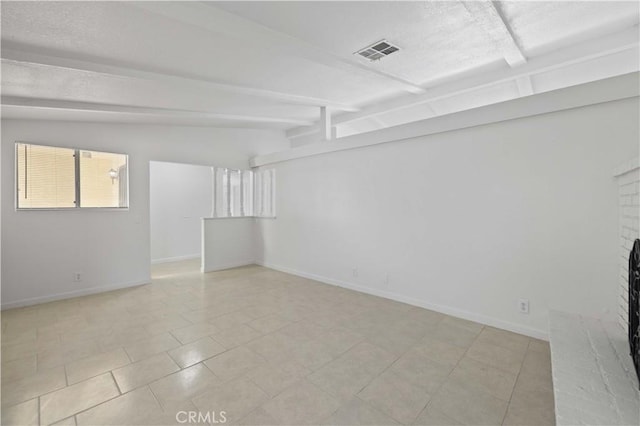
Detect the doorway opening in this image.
<box><xmin>149</xmin><ymin>161</ymin><xmax>213</xmax><ymax>278</ymax></box>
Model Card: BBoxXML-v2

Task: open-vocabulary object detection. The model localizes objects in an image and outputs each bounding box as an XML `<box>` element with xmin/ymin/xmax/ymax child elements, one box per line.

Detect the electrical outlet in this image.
<box><xmin>352</xmin><ymin>268</ymin><xmax>358</xmax><ymax>278</ymax></box>
<box><xmin>74</xmin><ymin>272</ymin><xmax>82</xmax><ymax>282</ymax></box>
<box><xmin>518</xmin><ymin>299</ymin><xmax>529</xmax><ymax>314</ymax></box>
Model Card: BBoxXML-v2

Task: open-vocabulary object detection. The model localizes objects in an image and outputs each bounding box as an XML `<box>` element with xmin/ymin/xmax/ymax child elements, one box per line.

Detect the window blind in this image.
<box><xmin>16</xmin><ymin>143</ymin><xmax>76</xmax><ymax>208</ymax></box>
<box><xmin>15</xmin><ymin>143</ymin><xmax>129</xmax><ymax>209</ymax></box>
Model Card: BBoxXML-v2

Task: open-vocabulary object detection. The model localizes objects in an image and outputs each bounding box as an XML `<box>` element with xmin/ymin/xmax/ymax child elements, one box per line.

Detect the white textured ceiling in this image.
<box><xmin>1</xmin><ymin>1</ymin><xmax>638</xmax><ymax>138</ymax></box>
<box><xmin>500</xmin><ymin>1</ymin><xmax>640</xmax><ymax>55</ymax></box>
<box><xmin>213</xmin><ymin>1</ymin><xmax>506</xmax><ymax>85</ymax></box>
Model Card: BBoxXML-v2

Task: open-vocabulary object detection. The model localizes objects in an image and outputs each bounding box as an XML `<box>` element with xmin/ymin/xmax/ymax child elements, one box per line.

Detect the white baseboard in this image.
<box><xmin>258</xmin><ymin>261</ymin><xmax>548</xmax><ymax>341</ymax></box>
<box><xmin>151</xmin><ymin>254</ymin><xmax>200</xmax><ymax>265</ymax></box>
<box><xmin>202</xmin><ymin>260</ymin><xmax>256</xmax><ymax>273</ymax></box>
<box><xmin>1</xmin><ymin>279</ymin><xmax>149</xmax><ymax>310</ymax></box>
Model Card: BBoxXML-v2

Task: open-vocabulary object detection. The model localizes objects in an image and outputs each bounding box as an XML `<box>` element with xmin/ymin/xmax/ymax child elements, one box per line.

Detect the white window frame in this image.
<box><xmin>211</xmin><ymin>167</ymin><xmax>275</xmax><ymax>218</ymax></box>
<box><xmin>15</xmin><ymin>142</ymin><xmax>129</xmax><ymax>211</ymax></box>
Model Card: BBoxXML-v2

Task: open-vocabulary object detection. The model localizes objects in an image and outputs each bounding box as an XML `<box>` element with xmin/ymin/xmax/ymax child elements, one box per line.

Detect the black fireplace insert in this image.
<box><xmin>629</xmin><ymin>238</ymin><xmax>640</xmax><ymax>388</ymax></box>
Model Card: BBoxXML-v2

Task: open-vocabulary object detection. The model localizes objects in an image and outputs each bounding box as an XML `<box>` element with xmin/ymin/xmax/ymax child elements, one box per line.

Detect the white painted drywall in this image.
<box><xmin>202</xmin><ymin>217</ymin><xmax>255</xmax><ymax>272</ymax></box>
<box><xmin>256</xmin><ymin>97</ymin><xmax>640</xmax><ymax>339</ymax></box>
<box><xmin>150</xmin><ymin>161</ymin><xmax>213</xmax><ymax>264</ymax></box>
<box><xmin>1</xmin><ymin>120</ymin><xmax>288</xmax><ymax>308</ymax></box>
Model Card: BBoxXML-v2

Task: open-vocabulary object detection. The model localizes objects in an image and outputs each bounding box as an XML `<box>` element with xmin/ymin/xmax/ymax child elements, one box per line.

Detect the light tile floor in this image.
<box><xmin>2</xmin><ymin>260</ymin><xmax>555</xmax><ymax>425</ymax></box>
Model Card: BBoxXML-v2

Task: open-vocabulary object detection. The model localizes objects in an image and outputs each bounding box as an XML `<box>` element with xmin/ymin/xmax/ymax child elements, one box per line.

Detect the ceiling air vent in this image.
<box><xmin>355</xmin><ymin>40</ymin><xmax>400</xmax><ymax>62</ymax></box>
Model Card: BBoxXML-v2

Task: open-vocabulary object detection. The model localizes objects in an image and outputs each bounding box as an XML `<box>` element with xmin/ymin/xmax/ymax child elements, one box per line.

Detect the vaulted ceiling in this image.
<box><xmin>1</xmin><ymin>1</ymin><xmax>638</xmax><ymax>143</ymax></box>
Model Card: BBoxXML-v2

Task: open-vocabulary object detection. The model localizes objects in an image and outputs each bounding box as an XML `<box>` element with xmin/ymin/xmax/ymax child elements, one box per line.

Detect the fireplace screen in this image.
<box><xmin>629</xmin><ymin>238</ymin><xmax>640</xmax><ymax>387</ymax></box>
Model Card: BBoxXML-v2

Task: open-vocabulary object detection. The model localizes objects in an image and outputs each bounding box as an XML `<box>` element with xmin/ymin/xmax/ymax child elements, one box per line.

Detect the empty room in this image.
<box><xmin>1</xmin><ymin>1</ymin><xmax>640</xmax><ymax>425</ymax></box>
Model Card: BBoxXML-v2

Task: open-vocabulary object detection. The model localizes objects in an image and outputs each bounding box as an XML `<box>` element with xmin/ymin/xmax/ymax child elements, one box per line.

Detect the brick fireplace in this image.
<box><xmin>614</xmin><ymin>158</ymin><xmax>640</xmax><ymax>332</ymax></box>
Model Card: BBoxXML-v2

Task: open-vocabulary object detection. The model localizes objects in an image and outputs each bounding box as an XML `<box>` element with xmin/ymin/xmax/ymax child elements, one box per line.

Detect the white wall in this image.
<box><xmin>202</xmin><ymin>218</ymin><xmax>255</xmax><ymax>272</ymax></box>
<box><xmin>257</xmin><ymin>97</ymin><xmax>640</xmax><ymax>339</ymax></box>
<box><xmin>150</xmin><ymin>161</ymin><xmax>213</xmax><ymax>264</ymax></box>
<box><xmin>1</xmin><ymin>119</ymin><xmax>288</xmax><ymax>308</ymax></box>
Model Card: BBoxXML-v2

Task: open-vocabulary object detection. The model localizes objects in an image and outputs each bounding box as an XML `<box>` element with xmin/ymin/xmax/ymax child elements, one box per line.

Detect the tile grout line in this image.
<box><xmin>327</xmin><ymin>322</ymin><xmax>435</xmax><ymax>424</ymax></box>
<box><xmin>3</xmin><ymin>264</ymin><xmax>552</xmax><ymax>426</ymax></box>
<box><xmin>499</xmin><ymin>338</ymin><xmax>531</xmax><ymax>426</ymax></box>
<box><xmin>110</xmin><ymin>371</ymin><xmax>123</xmax><ymax>395</ymax></box>
<box><xmin>58</xmin><ymin>389</ymin><xmax>124</xmax><ymax>424</ymax></box>
<box><xmin>416</xmin><ymin>324</ymin><xmax>485</xmax><ymax>423</ymax></box>
<box><xmin>147</xmin><ymin>384</ymin><xmax>167</xmax><ymax>415</ymax></box>
<box><xmin>38</xmin><ymin>373</ymin><xmax>125</xmax><ymax>425</ymax></box>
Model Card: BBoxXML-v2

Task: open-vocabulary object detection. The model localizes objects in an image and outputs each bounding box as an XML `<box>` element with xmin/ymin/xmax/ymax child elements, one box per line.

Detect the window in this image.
<box><xmin>211</xmin><ymin>167</ymin><xmax>274</xmax><ymax>218</ymax></box>
<box><xmin>79</xmin><ymin>150</ymin><xmax>128</xmax><ymax>208</ymax></box>
<box><xmin>254</xmin><ymin>169</ymin><xmax>276</xmax><ymax>218</ymax></box>
<box><xmin>16</xmin><ymin>143</ymin><xmax>128</xmax><ymax>209</ymax></box>
<box><xmin>241</xmin><ymin>170</ymin><xmax>253</xmax><ymax>216</ymax></box>
<box><xmin>213</xmin><ymin>167</ymin><xmax>229</xmax><ymax>217</ymax></box>
<box><xmin>212</xmin><ymin>167</ymin><xmax>250</xmax><ymax>217</ymax></box>
<box><xmin>16</xmin><ymin>144</ymin><xmax>76</xmax><ymax>209</ymax></box>
<box><xmin>229</xmin><ymin>169</ymin><xmax>242</xmax><ymax>216</ymax></box>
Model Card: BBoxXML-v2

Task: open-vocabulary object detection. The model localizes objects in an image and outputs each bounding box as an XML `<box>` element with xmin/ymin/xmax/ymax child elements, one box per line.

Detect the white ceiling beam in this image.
<box><xmin>0</xmin><ymin>96</ymin><xmax>314</xmax><ymax>126</ymax></box>
<box><xmin>424</xmin><ymin>102</ymin><xmax>440</xmax><ymax>117</ymax></box>
<box><xmin>131</xmin><ymin>1</ymin><xmax>426</xmax><ymax>95</ymax></box>
<box><xmin>515</xmin><ymin>76</ymin><xmax>535</xmax><ymax>96</ymax></box>
<box><xmin>319</xmin><ymin>107</ymin><xmax>332</xmax><ymax>141</ymax></box>
<box><xmin>256</xmin><ymin>72</ymin><xmax>639</xmax><ymax>167</ymax></box>
<box><xmin>0</xmin><ymin>45</ymin><xmax>359</xmax><ymax>113</ymax></box>
<box><xmin>462</xmin><ymin>1</ymin><xmax>527</xmax><ymax>67</ymax></box>
<box><xmin>286</xmin><ymin>25</ymin><xmax>639</xmax><ymax>139</ymax></box>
